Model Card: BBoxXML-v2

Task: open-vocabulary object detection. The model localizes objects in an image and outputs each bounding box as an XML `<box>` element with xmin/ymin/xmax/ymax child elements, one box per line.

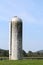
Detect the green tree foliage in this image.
<box><xmin>28</xmin><ymin>51</ymin><xmax>33</xmax><ymax>57</ymax></box>
<box><xmin>0</xmin><ymin>49</ymin><xmax>9</xmax><ymax>57</ymax></box>
<box><xmin>0</xmin><ymin>49</ymin><xmax>43</xmax><ymax>57</ymax></box>
<box><xmin>22</xmin><ymin>50</ymin><xmax>28</xmax><ymax>57</ymax></box>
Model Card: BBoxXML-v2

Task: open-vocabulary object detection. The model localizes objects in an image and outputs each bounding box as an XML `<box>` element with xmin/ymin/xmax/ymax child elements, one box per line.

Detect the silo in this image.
<box><xmin>9</xmin><ymin>16</ymin><xmax>22</xmax><ymax>60</ymax></box>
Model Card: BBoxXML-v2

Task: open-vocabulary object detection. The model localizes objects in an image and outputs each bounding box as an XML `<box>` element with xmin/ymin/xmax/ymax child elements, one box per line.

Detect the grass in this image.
<box><xmin>0</xmin><ymin>60</ymin><xmax>43</xmax><ymax>65</ymax></box>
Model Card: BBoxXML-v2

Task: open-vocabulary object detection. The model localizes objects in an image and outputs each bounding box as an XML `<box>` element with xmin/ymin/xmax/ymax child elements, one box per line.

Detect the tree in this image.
<box><xmin>28</xmin><ymin>51</ymin><xmax>33</xmax><ymax>57</ymax></box>
<box><xmin>3</xmin><ymin>50</ymin><xmax>9</xmax><ymax>57</ymax></box>
<box><xmin>22</xmin><ymin>50</ymin><xmax>27</xmax><ymax>57</ymax></box>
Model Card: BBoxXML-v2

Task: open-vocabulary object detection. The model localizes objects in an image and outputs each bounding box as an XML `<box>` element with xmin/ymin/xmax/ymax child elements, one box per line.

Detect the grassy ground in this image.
<box><xmin>0</xmin><ymin>60</ymin><xmax>43</xmax><ymax>65</ymax></box>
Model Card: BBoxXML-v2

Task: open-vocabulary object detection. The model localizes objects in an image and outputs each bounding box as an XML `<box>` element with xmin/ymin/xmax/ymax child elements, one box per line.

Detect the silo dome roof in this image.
<box><xmin>11</xmin><ymin>16</ymin><xmax>22</xmax><ymax>22</ymax></box>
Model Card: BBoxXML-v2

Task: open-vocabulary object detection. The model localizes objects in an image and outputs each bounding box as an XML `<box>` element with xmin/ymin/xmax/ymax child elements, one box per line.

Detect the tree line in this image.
<box><xmin>0</xmin><ymin>49</ymin><xmax>43</xmax><ymax>57</ymax></box>
<box><xmin>0</xmin><ymin>49</ymin><xmax>9</xmax><ymax>57</ymax></box>
<box><xmin>23</xmin><ymin>50</ymin><xmax>43</xmax><ymax>57</ymax></box>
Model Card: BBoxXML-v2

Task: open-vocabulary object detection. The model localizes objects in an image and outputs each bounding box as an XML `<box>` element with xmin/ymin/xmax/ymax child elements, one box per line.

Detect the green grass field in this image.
<box><xmin>0</xmin><ymin>60</ymin><xmax>43</xmax><ymax>65</ymax></box>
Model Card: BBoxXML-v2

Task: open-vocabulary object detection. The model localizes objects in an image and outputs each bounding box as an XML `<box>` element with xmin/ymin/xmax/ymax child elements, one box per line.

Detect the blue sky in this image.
<box><xmin>0</xmin><ymin>0</ymin><xmax>43</xmax><ymax>52</ymax></box>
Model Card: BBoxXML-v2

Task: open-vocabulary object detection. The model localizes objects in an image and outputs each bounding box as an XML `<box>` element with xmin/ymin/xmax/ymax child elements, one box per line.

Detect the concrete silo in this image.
<box><xmin>9</xmin><ymin>16</ymin><xmax>22</xmax><ymax>60</ymax></box>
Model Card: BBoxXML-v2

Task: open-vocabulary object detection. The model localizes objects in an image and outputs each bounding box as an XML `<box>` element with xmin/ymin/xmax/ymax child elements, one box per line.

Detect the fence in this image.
<box><xmin>0</xmin><ymin>57</ymin><xmax>9</xmax><ymax>60</ymax></box>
